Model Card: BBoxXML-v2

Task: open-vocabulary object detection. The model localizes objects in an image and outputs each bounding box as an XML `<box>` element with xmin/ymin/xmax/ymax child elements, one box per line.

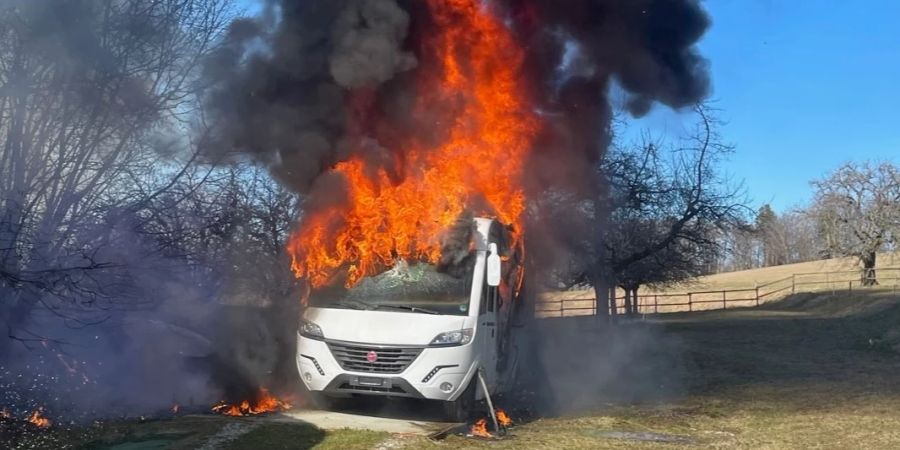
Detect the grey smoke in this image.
<box><xmin>518</xmin><ymin>318</ymin><xmax>687</xmax><ymax>414</ymax></box>
<box><xmin>330</xmin><ymin>0</ymin><xmax>417</xmax><ymax>88</ymax></box>
<box><xmin>201</xmin><ymin>0</ymin><xmax>415</xmax><ymax>194</ymax></box>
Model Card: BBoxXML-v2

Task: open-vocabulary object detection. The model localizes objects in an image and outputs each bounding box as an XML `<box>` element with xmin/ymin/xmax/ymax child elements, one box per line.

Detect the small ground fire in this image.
<box><xmin>26</xmin><ymin>408</ymin><xmax>51</xmax><ymax>428</ymax></box>
<box><xmin>470</xmin><ymin>418</ymin><xmax>491</xmax><ymax>438</ymax></box>
<box><xmin>210</xmin><ymin>388</ymin><xmax>292</xmax><ymax>417</ymax></box>
<box><xmin>496</xmin><ymin>408</ymin><xmax>513</xmax><ymax>427</ymax></box>
<box><xmin>468</xmin><ymin>409</ymin><xmax>513</xmax><ymax>438</ymax></box>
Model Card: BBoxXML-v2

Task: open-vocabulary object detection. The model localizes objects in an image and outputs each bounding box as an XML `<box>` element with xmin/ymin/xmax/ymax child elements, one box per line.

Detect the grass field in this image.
<box><xmin>7</xmin><ymin>289</ymin><xmax>900</xmax><ymax>449</ymax></box>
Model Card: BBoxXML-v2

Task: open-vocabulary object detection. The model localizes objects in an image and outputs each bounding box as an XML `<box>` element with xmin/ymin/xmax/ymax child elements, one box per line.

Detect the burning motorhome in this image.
<box><xmin>297</xmin><ymin>217</ymin><xmax>525</xmax><ymax>420</ymax></box>
<box><xmin>199</xmin><ymin>0</ymin><xmax>710</xmax><ymax>426</ymax></box>
<box><xmin>284</xmin><ymin>0</ymin><xmax>535</xmax><ymax>420</ymax></box>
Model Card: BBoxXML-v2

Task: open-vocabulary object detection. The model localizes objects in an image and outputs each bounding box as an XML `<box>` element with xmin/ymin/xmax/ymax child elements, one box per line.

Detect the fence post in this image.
<box><xmin>688</xmin><ymin>293</ymin><xmax>692</xmax><ymax>312</ymax></box>
<box><xmin>722</xmin><ymin>290</ymin><xmax>727</xmax><ymax>310</ymax></box>
<box><xmin>849</xmin><ymin>280</ymin><xmax>852</xmax><ymax>293</ymax></box>
<box><xmin>755</xmin><ymin>285</ymin><xmax>760</xmax><ymax>307</ymax></box>
<box><xmin>829</xmin><ymin>272</ymin><xmax>834</xmax><ymax>295</ymax></box>
<box><xmin>791</xmin><ymin>274</ymin><xmax>795</xmax><ymax>294</ymax></box>
<box><xmin>654</xmin><ymin>295</ymin><xmax>658</xmax><ymax>314</ymax></box>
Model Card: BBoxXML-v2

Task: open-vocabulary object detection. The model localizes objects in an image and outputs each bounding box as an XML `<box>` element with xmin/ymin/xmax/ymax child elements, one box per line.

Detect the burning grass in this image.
<box><xmin>26</xmin><ymin>408</ymin><xmax>51</xmax><ymax>428</ymax></box>
<box><xmin>466</xmin><ymin>408</ymin><xmax>514</xmax><ymax>439</ymax></box>
<box><xmin>210</xmin><ymin>388</ymin><xmax>292</xmax><ymax>417</ymax></box>
<box><xmin>468</xmin><ymin>418</ymin><xmax>490</xmax><ymax>438</ymax></box>
<box><xmin>0</xmin><ymin>407</ymin><xmax>53</xmax><ymax>429</ymax></box>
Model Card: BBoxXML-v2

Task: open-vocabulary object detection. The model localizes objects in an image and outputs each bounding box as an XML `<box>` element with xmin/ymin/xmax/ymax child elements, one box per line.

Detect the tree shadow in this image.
<box><xmin>514</xmin><ymin>290</ymin><xmax>900</xmax><ymax>417</ymax></box>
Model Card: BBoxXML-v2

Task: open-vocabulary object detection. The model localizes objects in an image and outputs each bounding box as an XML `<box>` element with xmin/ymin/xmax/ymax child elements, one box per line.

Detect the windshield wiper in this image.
<box><xmin>332</xmin><ymin>300</ymin><xmax>374</xmax><ymax>310</ymax></box>
<box><xmin>374</xmin><ymin>305</ymin><xmax>441</xmax><ymax>315</ymax></box>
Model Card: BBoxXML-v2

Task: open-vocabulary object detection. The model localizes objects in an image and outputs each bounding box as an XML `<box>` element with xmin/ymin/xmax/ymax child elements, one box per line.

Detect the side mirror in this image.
<box><xmin>487</xmin><ymin>243</ymin><xmax>501</xmax><ymax>287</ymax></box>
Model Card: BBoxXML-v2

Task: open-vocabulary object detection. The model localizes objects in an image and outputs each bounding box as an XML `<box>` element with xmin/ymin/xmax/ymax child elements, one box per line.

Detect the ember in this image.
<box><xmin>211</xmin><ymin>388</ymin><xmax>292</xmax><ymax>416</ymax></box>
<box><xmin>288</xmin><ymin>0</ymin><xmax>539</xmax><ymax>288</ymax></box>
<box><xmin>26</xmin><ymin>408</ymin><xmax>51</xmax><ymax>428</ymax></box>
<box><xmin>0</xmin><ymin>408</ymin><xmax>10</xmax><ymax>419</ymax></box>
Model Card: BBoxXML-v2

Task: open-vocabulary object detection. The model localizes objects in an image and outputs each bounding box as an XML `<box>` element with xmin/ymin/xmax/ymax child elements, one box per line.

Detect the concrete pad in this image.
<box><xmin>280</xmin><ymin>409</ymin><xmax>457</xmax><ymax>435</ymax></box>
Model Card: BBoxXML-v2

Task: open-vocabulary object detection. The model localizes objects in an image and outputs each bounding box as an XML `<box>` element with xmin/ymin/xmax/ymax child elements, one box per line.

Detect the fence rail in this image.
<box><xmin>537</xmin><ymin>267</ymin><xmax>900</xmax><ymax>318</ymax></box>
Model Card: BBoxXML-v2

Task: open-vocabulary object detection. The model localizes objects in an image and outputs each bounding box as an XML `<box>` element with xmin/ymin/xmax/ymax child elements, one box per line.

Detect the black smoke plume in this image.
<box><xmin>201</xmin><ymin>0</ymin><xmax>416</xmax><ymax>195</ymax></box>
<box><xmin>202</xmin><ymin>0</ymin><xmax>709</xmax><ymax>221</ymax></box>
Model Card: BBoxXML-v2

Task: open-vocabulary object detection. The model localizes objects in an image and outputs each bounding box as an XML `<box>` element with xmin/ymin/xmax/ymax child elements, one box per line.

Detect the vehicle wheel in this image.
<box><xmin>443</xmin><ymin>378</ymin><xmax>477</xmax><ymax>422</ymax></box>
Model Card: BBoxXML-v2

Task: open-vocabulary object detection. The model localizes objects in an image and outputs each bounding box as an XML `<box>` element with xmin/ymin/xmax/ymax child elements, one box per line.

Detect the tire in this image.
<box><xmin>443</xmin><ymin>378</ymin><xmax>477</xmax><ymax>422</ymax></box>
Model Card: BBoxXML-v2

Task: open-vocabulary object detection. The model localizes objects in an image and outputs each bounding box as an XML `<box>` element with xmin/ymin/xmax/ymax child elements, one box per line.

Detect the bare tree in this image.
<box><xmin>0</xmin><ymin>0</ymin><xmax>233</xmax><ymax>352</ymax></box>
<box><xmin>777</xmin><ymin>209</ymin><xmax>822</xmax><ymax>264</ymax></box>
<box><xmin>811</xmin><ymin>161</ymin><xmax>900</xmax><ymax>285</ymax></box>
<box><xmin>595</xmin><ymin>104</ymin><xmax>748</xmax><ymax>315</ymax></box>
<box><xmin>573</xmin><ymin>104</ymin><xmax>747</xmax><ymax>314</ymax></box>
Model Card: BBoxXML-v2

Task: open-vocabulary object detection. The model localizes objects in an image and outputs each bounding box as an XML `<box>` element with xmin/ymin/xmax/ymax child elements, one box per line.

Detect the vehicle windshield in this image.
<box><xmin>310</xmin><ymin>260</ymin><xmax>472</xmax><ymax>316</ymax></box>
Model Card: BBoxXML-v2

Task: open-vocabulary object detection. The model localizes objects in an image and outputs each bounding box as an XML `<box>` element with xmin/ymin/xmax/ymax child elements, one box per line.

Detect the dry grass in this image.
<box><xmin>11</xmin><ymin>291</ymin><xmax>900</xmax><ymax>449</ymax></box>
<box><xmin>412</xmin><ymin>290</ymin><xmax>900</xmax><ymax>449</ymax></box>
<box><xmin>668</xmin><ymin>251</ymin><xmax>900</xmax><ymax>292</ymax></box>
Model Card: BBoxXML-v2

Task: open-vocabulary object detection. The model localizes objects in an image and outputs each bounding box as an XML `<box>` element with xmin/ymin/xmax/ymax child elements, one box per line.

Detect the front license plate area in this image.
<box><xmin>355</xmin><ymin>376</ymin><xmax>387</xmax><ymax>387</ymax></box>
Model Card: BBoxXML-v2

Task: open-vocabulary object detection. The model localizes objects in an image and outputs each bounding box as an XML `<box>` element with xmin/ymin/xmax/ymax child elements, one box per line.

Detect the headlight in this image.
<box><xmin>429</xmin><ymin>328</ymin><xmax>473</xmax><ymax>347</ymax></box>
<box><xmin>299</xmin><ymin>319</ymin><xmax>324</xmax><ymax>340</ymax></box>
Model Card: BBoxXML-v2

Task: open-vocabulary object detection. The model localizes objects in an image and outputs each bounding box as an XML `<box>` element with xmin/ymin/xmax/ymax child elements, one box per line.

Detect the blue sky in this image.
<box><xmin>633</xmin><ymin>0</ymin><xmax>900</xmax><ymax>212</ymax></box>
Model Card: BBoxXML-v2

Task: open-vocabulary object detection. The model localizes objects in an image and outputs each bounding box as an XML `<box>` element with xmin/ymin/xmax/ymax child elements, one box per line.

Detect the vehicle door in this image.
<box><xmin>476</xmin><ymin>263</ymin><xmax>499</xmax><ymax>393</ymax></box>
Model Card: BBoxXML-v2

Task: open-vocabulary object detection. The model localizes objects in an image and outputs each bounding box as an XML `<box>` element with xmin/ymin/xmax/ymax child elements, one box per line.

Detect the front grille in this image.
<box><xmin>326</xmin><ymin>342</ymin><xmax>422</xmax><ymax>374</ymax></box>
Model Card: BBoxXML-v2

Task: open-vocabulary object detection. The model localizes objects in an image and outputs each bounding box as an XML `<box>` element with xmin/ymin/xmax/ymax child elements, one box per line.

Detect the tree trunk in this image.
<box><xmin>631</xmin><ymin>286</ymin><xmax>640</xmax><ymax>315</ymax></box>
<box><xmin>0</xmin><ymin>290</ymin><xmax>35</xmax><ymax>359</ymax></box>
<box><xmin>593</xmin><ymin>280</ymin><xmax>609</xmax><ymax>317</ymax></box>
<box><xmin>590</xmin><ymin>267</ymin><xmax>612</xmax><ymax>319</ymax></box>
<box><xmin>861</xmin><ymin>251</ymin><xmax>878</xmax><ymax>286</ymax></box>
<box><xmin>622</xmin><ymin>287</ymin><xmax>632</xmax><ymax>316</ymax></box>
<box><xmin>608</xmin><ymin>286</ymin><xmax>617</xmax><ymax>317</ymax></box>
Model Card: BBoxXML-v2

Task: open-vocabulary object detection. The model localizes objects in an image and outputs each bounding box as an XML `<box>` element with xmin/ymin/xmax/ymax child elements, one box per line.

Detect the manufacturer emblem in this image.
<box><xmin>366</xmin><ymin>351</ymin><xmax>378</xmax><ymax>363</ymax></box>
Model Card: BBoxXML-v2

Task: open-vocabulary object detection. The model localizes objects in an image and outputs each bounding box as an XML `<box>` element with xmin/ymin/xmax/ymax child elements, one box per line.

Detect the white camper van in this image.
<box><xmin>295</xmin><ymin>218</ymin><xmax>523</xmax><ymax>420</ymax></box>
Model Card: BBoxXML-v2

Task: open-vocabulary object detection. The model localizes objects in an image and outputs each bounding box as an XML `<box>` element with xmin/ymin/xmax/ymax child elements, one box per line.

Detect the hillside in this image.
<box><xmin>668</xmin><ymin>252</ymin><xmax>900</xmax><ymax>292</ymax></box>
<box><xmin>539</xmin><ymin>252</ymin><xmax>900</xmax><ymax>316</ymax></box>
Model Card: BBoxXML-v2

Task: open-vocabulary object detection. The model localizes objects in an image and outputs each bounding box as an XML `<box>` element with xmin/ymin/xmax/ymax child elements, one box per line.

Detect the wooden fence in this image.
<box><xmin>536</xmin><ymin>267</ymin><xmax>900</xmax><ymax>318</ymax></box>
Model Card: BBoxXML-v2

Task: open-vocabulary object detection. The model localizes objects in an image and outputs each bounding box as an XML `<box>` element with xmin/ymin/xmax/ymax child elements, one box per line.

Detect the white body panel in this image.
<box><xmin>296</xmin><ymin>218</ymin><xmax>513</xmax><ymax>403</ymax></box>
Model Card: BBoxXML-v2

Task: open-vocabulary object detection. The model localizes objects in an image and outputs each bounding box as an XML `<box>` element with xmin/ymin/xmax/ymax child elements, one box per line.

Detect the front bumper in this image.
<box><xmin>296</xmin><ymin>333</ymin><xmax>477</xmax><ymax>401</ymax></box>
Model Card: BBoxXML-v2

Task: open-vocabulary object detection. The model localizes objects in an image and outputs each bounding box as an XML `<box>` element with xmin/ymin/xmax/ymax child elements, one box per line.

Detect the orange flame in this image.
<box><xmin>211</xmin><ymin>388</ymin><xmax>292</xmax><ymax>417</ymax></box>
<box><xmin>496</xmin><ymin>408</ymin><xmax>513</xmax><ymax>427</ymax></box>
<box><xmin>27</xmin><ymin>408</ymin><xmax>51</xmax><ymax>428</ymax></box>
<box><xmin>288</xmin><ymin>0</ymin><xmax>539</xmax><ymax>288</ymax></box>
<box><xmin>469</xmin><ymin>417</ymin><xmax>491</xmax><ymax>438</ymax></box>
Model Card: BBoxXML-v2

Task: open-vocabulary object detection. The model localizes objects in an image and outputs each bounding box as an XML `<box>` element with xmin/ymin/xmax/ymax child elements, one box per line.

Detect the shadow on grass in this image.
<box><xmin>46</xmin><ymin>416</ymin><xmax>328</xmax><ymax>450</ymax></box>
<box><xmin>515</xmin><ymin>290</ymin><xmax>900</xmax><ymax>418</ymax></box>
